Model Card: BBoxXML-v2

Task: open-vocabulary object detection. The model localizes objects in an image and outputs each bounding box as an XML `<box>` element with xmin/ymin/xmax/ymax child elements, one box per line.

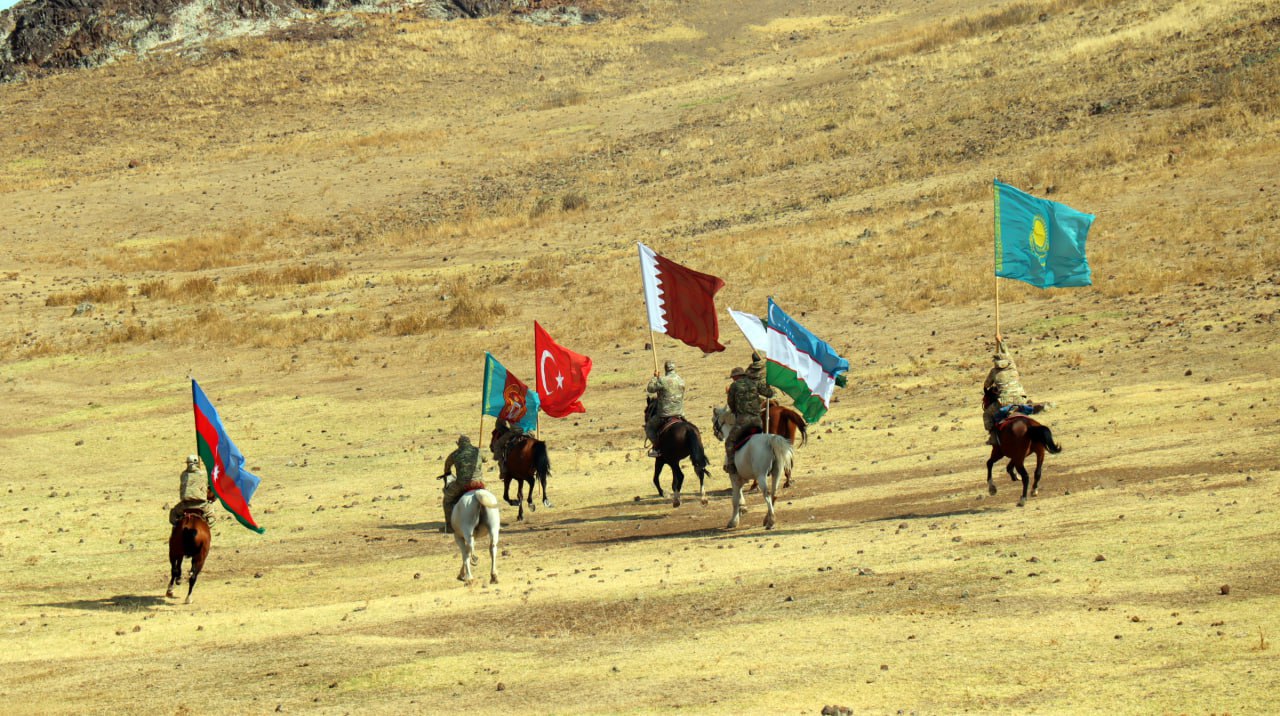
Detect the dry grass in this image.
<box><xmin>1</xmin><ymin>0</ymin><xmax>1279</xmax><ymax>712</ymax></box>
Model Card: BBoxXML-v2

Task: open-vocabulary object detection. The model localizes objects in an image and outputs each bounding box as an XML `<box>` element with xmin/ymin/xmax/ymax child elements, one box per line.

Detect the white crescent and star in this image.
<box><xmin>540</xmin><ymin>350</ymin><xmax>565</xmax><ymax>393</ymax></box>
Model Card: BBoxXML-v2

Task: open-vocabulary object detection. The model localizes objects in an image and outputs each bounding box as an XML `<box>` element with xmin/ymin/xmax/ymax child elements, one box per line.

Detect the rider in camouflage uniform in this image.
<box><xmin>645</xmin><ymin>359</ymin><xmax>685</xmax><ymax>458</ymax></box>
<box><xmin>169</xmin><ymin>454</ymin><xmax>215</xmax><ymax>527</ymax></box>
<box><xmin>442</xmin><ymin>435</ymin><xmax>482</xmax><ymax>533</ymax></box>
<box><xmin>490</xmin><ymin>419</ymin><xmax>525</xmax><ymax>484</ymax></box>
<box><xmin>983</xmin><ymin>336</ymin><xmax>1030</xmax><ymax>446</ymax></box>
<box><xmin>724</xmin><ymin>353</ymin><xmax>775</xmax><ymax>475</ymax></box>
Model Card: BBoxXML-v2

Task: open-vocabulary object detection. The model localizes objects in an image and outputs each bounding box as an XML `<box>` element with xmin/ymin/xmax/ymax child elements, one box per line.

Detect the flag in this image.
<box><xmin>728</xmin><ymin>308</ymin><xmax>768</xmax><ymax>355</ymax></box>
<box><xmin>638</xmin><ymin>242</ymin><xmax>726</xmax><ymax>353</ymax></box>
<box><xmin>765</xmin><ymin>299</ymin><xmax>849</xmax><ymax>424</ymax></box>
<box><xmin>482</xmin><ymin>352</ymin><xmax>540</xmax><ymax>432</ymax></box>
<box><xmin>534</xmin><ymin>321</ymin><xmax>592</xmax><ymax>418</ymax></box>
<box><xmin>192</xmin><ymin>379</ymin><xmax>264</xmax><ymax>533</ymax></box>
<box><xmin>994</xmin><ymin>179</ymin><xmax>1095</xmax><ymax>288</ymax></box>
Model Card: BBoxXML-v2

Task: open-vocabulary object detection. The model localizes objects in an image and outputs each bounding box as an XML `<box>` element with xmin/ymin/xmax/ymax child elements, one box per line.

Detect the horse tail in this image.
<box><xmin>791</xmin><ymin>411</ymin><xmax>808</xmax><ymax>447</ymax></box>
<box><xmin>532</xmin><ymin>442</ymin><xmax>551</xmax><ymax>482</ymax></box>
<box><xmin>181</xmin><ymin>524</ymin><xmax>200</xmax><ymax>556</ymax></box>
<box><xmin>768</xmin><ymin>435</ymin><xmax>795</xmax><ymax>479</ymax></box>
<box><xmin>476</xmin><ymin>489</ymin><xmax>499</xmax><ymax>509</ymax></box>
<box><xmin>687</xmin><ymin>425</ymin><xmax>710</xmax><ymax>479</ymax></box>
<box><xmin>1028</xmin><ymin>425</ymin><xmax>1063</xmax><ymax>454</ymax></box>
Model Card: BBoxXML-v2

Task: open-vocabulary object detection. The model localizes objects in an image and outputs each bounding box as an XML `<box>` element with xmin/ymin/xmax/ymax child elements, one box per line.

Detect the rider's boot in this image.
<box><xmin>986</xmin><ymin>430</ymin><xmax>1000</xmax><ymax>447</ymax></box>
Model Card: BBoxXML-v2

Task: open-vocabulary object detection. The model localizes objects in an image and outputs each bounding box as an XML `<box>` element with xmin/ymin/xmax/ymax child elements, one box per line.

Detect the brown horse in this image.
<box><xmin>646</xmin><ymin>397</ymin><xmax>711</xmax><ymax>507</ymax></box>
<box><xmin>763</xmin><ymin>403</ymin><xmax>806</xmax><ymax>488</ymax></box>
<box><xmin>490</xmin><ymin>422</ymin><xmax>552</xmax><ymax>522</ymax></box>
<box><xmin>166</xmin><ymin>510</ymin><xmax>210</xmax><ymax>604</ymax></box>
<box><xmin>987</xmin><ymin>415</ymin><xmax>1063</xmax><ymax>507</ymax></box>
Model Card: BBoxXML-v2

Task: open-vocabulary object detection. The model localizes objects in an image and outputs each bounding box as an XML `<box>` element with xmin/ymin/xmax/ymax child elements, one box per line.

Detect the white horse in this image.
<box><xmin>712</xmin><ymin>406</ymin><xmax>796</xmax><ymax>530</ymax></box>
<box><xmin>443</xmin><ymin>475</ymin><xmax>501</xmax><ymax>584</ymax></box>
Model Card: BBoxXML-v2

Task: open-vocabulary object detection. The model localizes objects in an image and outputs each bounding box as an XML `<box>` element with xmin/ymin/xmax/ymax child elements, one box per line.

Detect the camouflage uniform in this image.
<box><xmin>724</xmin><ymin>354</ymin><xmax>775</xmax><ymax>474</ymax></box>
<box><xmin>442</xmin><ymin>436</ymin><xmax>482</xmax><ymax>533</ymax></box>
<box><xmin>983</xmin><ymin>340</ymin><xmax>1030</xmax><ymax>444</ymax></box>
<box><xmin>645</xmin><ymin>360</ymin><xmax>685</xmax><ymax>452</ymax></box>
<box><xmin>169</xmin><ymin>455</ymin><xmax>214</xmax><ymax>526</ymax></box>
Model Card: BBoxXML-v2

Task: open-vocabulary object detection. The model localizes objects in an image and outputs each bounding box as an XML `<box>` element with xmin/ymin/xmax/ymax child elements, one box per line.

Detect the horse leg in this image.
<box><xmin>1031</xmin><ymin>445</ymin><xmax>1044</xmax><ymax>498</ymax></box>
<box><xmin>186</xmin><ymin>553</ymin><xmax>204</xmax><ymax>605</ymax></box>
<box><xmin>503</xmin><ymin>476</ymin><xmax>518</xmax><ymax>507</ymax></box>
<box><xmin>783</xmin><ymin>464</ymin><xmax>793</xmax><ymax>490</ymax></box>
<box><xmin>761</xmin><ymin>466</ymin><xmax>777</xmax><ymax>531</ymax></box>
<box><xmin>727</xmin><ymin>473</ymin><xmax>744</xmax><ymax>529</ymax></box>
<box><xmin>1015</xmin><ymin>461</ymin><xmax>1033</xmax><ymax>507</ymax></box>
<box><xmin>653</xmin><ymin>460</ymin><xmax>665</xmax><ymax>498</ymax></box>
<box><xmin>539</xmin><ymin>473</ymin><xmax>552</xmax><ymax>509</ymax></box>
<box><xmin>488</xmin><ymin>518</ymin><xmax>500</xmax><ymax>585</ymax></box>
<box><xmin>986</xmin><ymin>450</ymin><xmax>1000</xmax><ymax>496</ymax></box>
<box><xmin>671</xmin><ymin>463</ymin><xmax>685</xmax><ymax>508</ymax></box>
<box><xmin>166</xmin><ymin>555</ymin><xmax>181</xmax><ymax>598</ymax></box>
<box><xmin>525</xmin><ymin>478</ymin><xmax>536</xmax><ymax>513</ymax></box>
<box><xmin>455</xmin><ymin>530</ymin><xmax>471</xmax><ymax>582</ymax></box>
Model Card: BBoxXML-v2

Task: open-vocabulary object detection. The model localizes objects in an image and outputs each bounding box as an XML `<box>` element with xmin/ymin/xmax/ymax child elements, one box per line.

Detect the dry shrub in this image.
<box><xmin>102</xmin><ymin>227</ymin><xmax>270</xmax><ymax>272</ymax></box>
<box><xmin>385</xmin><ymin>310</ymin><xmax>441</xmax><ymax>337</ymax></box>
<box><xmin>137</xmin><ymin>279</ymin><xmax>173</xmax><ymax>299</ymax></box>
<box><xmin>179</xmin><ymin>277</ymin><xmax>219</xmax><ymax>297</ymax></box>
<box><xmin>561</xmin><ymin>192</ymin><xmax>589</xmax><ymax>212</ymax></box>
<box><xmin>444</xmin><ymin>295</ymin><xmax>509</xmax><ymax>329</ymax></box>
<box><xmin>45</xmin><ymin>282</ymin><xmax>129</xmax><ymax>307</ymax></box>
<box><xmin>518</xmin><ymin>254</ymin><xmax>563</xmax><ymax>289</ymax></box>
<box><xmin>104</xmin><ymin>321</ymin><xmax>159</xmax><ymax>344</ymax></box>
<box><xmin>241</xmin><ymin>263</ymin><xmax>347</xmax><ymax>287</ymax></box>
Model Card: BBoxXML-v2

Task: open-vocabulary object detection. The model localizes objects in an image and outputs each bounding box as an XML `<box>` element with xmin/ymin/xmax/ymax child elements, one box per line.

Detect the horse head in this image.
<box><xmin>711</xmin><ymin>406</ymin><xmax>731</xmax><ymax>441</ymax></box>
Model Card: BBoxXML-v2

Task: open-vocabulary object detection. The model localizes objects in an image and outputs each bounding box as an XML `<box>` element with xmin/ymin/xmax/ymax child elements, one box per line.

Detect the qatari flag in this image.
<box><xmin>638</xmin><ymin>242</ymin><xmax>726</xmax><ymax>353</ymax></box>
<box><xmin>192</xmin><ymin>380</ymin><xmax>264</xmax><ymax>533</ymax></box>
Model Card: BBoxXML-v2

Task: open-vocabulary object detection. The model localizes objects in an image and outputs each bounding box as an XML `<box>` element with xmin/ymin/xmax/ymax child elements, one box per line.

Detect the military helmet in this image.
<box><xmin>664</xmin><ymin>359</ymin><xmax>677</xmax><ymax>372</ymax></box>
<box><xmin>457</xmin><ymin>435</ymin><xmax>471</xmax><ymax>447</ymax></box>
<box><xmin>186</xmin><ymin>454</ymin><xmax>199</xmax><ymax>467</ymax></box>
<box><xmin>729</xmin><ymin>367</ymin><xmax>746</xmax><ymax>379</ymax></box>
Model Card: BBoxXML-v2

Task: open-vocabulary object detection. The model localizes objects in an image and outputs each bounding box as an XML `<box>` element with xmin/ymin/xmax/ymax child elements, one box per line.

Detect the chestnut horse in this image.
<box><xmin>166</xmin><ymin>510</ymin><xmax>210</xmax><ymax>604</ymax></box>
<box><xmin>763</xmin><ymin>403</ymin><xmax>806</xmax><ymax>488</ymax></box>
<box><xmin>490</xmin><ymin>422</ymin><xmax>552</xmax><ymax>522</ymax></box>
<box><xmin>987</xmin><ymin>415</ymin><xmax>1063</xmax><ymax>507</ymax></box>
<box><xmin>646</xmin><ymin>397</ymin><xmax>711</xmax><ymax>507</ymax></box>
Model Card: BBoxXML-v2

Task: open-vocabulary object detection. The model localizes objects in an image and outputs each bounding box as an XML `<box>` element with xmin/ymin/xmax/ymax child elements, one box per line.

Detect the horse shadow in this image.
<box><xmin>584</xmin><ymin>523</ymin><xmax>844</xmax><ymax>546</ymax></box>
<box><xmin>870</xmin><ymin>508</ymin><xmax>992</xmax><ymax>522</ymax></box>
<box><xmin>383</xmin><ymin>521</ymin><xmax>438</xmax><ymax>532</ymax></box>
<box><xmin>35</xmin><ymin>594</ymin><xmax>168</xmax><ymax>612</ymax></box>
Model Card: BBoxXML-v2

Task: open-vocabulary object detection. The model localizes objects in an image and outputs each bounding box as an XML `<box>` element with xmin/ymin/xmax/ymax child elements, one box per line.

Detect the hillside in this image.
<box><xmin>1</xmin><ymin>0</ymin><xmax>1278</xmax><ymax>713</ymax></box>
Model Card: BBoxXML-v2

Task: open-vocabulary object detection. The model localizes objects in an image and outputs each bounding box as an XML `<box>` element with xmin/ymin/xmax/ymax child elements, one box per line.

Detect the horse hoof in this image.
<box><xmin>471</xmin><ymin>555</ymin><xmax>479</xmax><ymax>566</ymax></box>
<box><xmin>184</xmin><ymin>597</ymin><xmax>192</xmax><ymax>605</ymax></box>
<box><xmin>1017</xmin><ymin>499</ymin><xmax>1026</xmax><ymax>507</ymax></box>
<box><xmin>543</xmin><ymin>500</ymin><xmax>553</xmax><ymax>508</ymax></box>
<box><xmin>490</xmin><ymin>575</ymin><xmax>499</xmax><ymax>585</ymax></box>
<box><xmin>165</xmin><ymin>590</ymin><xmax>174</xmax><ymax>599</ymax></box>
<box><xmin>506</xmin><ymin>499</ymin><xmax>520</xmax><ymax>507</ymax></box>
<box><xmin>701</xmin><ymin>497</ymin><xmax>709</xmax><ymax>506</ymax></box>
<box><xmin>988</xmin><ymin>484</ymin><xmax>997</xmax><ymax>496</ymax></box>
<box><xmin>673</xmin><ymin>496</ymin><xmax>681</xmax><ymax>508</ymax></box>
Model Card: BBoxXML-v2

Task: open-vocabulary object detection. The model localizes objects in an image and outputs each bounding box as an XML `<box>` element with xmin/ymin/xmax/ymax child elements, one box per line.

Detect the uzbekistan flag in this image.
<box><xmin>765</xmin><ymin>299</ymin><xmax>849</xmax><ymax>424</ymax></box>
<box><xmin>483</xmin><ymin>352</ymin><xmax>540</xmax><ymax>432</ymax></box>
<box><xmin>994</xmin><ymin>179</ymin><xmax>1094</xmax><ymax>288</ymax></box>
<box><xmin>192</xmin><ymin>379</ymin><xmax>264</xmax><ymax>533</ymax></box>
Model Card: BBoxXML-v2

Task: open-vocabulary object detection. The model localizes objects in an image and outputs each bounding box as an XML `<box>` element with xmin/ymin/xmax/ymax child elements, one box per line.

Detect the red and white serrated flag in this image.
<box><xmin>534</xmin><ymin>321</ymin><xmax>592</xmax><ymax>418</ymax></box>
<box><xmin>638</xmin><ymin>242</ymin><xmax>726</xmax><ymax>353</ymax></box>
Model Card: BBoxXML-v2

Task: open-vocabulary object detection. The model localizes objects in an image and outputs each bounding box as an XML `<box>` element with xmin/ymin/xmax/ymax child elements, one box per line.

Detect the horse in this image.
<box><xmin>713</xmin><ymin>406</ymin><xmax>795</xmax><ymax>530</ymax></box>
<box><xmin>441</xmin><ymin>473</ymin><xmax>501</xmax><ymax>584</ymax></box>
<box><xmin>762</xmin><ymin>402</ymin><xmax>806</xmax><ymax>488</ymax></box>
<box><xmin>645</xmin><ymin>397</ymin><xmax>711</xmax><ymax>507</ymax></box>
<box><xmin>166</xmin><ymin>510</ymin><xmax>210</xmax><ymax>605</ymax></box>
<box><xmin>984</xmin><ymin>387</ymin><xmax>1061</xmax><ymax>506</ymax></box>
<box><xmin>490</xmin><ymin>421</ymin><xmax>552</xmax><ymax>522</ymax></box>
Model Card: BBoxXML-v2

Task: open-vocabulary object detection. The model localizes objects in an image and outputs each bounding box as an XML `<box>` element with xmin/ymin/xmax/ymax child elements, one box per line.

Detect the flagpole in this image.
<box><xmin>992</xmin><ymin>180</ymin><xmax>1001</xmax><ymax>340</ymax></box>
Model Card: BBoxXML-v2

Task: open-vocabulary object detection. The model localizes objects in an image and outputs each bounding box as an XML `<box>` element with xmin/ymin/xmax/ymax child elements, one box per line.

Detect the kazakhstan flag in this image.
<box><xmin>994</xmin><ymin>180</ymin><xmax>1095</xmax><ymax>288</ymax></box>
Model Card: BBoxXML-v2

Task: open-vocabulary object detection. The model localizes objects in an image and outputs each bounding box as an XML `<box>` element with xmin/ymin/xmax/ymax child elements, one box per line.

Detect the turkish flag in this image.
<box><xmin>534</xmin><ymin>321</ymin><xmax>592</xmax><ymax>418</ymax></box>
<box><xmin>638</xmin><ymin>243</ymin><xmax>726</xmax><ymax>353</ymax></box>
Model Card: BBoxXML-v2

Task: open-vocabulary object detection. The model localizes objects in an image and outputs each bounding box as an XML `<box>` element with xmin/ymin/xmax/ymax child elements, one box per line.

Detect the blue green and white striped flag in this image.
<box><xmin>765</xmin><ymin>299</ymin><xmax>848</xmax><ymax>424</ymax></box>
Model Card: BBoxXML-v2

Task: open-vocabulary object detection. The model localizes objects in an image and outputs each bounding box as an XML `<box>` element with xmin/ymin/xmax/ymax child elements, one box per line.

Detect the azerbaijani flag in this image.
<box><xmin>482</xmin><ymin>352</ymin><xmax>540</xmax><ymax>432</ymax></box>
<box><xmin>994</xmin><ymin>179</ymin><xmax>1094</xmax><ymax>288</ymax></box>
<box><xmin>192</xmin><ymin>379</ymin><xmax>264</xmax><ymax>533</ymax></box>
<box><xmin>765</xmin><ymin>299</ymin><xmax>849</xmax><ymax>424</ymax></box>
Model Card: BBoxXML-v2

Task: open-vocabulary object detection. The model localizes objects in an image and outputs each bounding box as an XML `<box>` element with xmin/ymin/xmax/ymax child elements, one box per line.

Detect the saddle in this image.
<box><xmin>996</xmin><ymin>413</ymin><xmax>1043</xmax><ymax>432</ymax></box>
<box><xmin>460</xmin><ymin>479</ymin><xmax>486</xmax><ymax>494</ymax></box>
<box><xmin>732</xmin><ymin>426</ymin><xmax>763</xmax><ymax>452</ymax></box>
<box><xmin>656</xmin><ymin>416</ymin><xmax>691</xmax><ymax>438</ymax></box>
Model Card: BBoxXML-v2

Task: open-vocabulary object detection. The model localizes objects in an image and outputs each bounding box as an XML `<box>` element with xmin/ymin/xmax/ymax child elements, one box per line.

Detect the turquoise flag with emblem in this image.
<box><xmin>994</xmin><ymin>180</ymin><xmax>1095</xmax><ymax>288</ymax></box>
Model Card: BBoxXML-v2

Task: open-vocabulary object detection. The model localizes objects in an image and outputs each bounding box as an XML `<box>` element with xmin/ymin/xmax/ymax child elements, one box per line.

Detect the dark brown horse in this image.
<box><xmin>987</xmin><ymin>414</ymin><xmax>1063</xmax><ymax>507</ymax></box>
<box><xmin>166</xmin><ymin>510</ymin><xmax>210</xmax><ymax>604</ymax></box>
<box><xmin>763</xmin><ymin>403</ymin><xmax>806</xmax><ymax>488</ymax></box>
<box><xmin>490</xmin><ymin>422</ymin><xmax>551</xmax><ymax>522</ymax></box>
<box><xmin>646</xmin><ymin>397</ymin><xmax>711</xmax><ymax>507</ymax></box>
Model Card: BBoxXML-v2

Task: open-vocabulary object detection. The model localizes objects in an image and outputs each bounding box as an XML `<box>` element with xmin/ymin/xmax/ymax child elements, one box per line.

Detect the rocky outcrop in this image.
<box><xmin>0</xmin><ymin>0</ymin><xmax>594</xmax><ymax>81</ymax></box>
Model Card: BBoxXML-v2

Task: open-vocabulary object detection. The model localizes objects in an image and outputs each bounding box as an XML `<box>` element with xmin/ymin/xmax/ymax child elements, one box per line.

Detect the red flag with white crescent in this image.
<box><xmin>534</xmin><ymin>321</ymin><xmax>592</xmax><ymax>418</ymax></box>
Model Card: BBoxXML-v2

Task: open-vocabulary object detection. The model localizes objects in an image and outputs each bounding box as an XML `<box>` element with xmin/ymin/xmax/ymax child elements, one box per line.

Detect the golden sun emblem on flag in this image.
<box><xmin>1029</xmin><ymin>215</ymin><xmax>1050</xmax><ymax>268</ymax></box>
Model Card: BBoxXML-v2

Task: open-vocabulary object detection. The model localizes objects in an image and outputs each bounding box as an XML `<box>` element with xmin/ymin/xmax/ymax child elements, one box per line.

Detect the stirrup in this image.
<box><xmin>647</xmin><ymin>449</ymin><xmax>661</xmax><ymax>458</ymax></box>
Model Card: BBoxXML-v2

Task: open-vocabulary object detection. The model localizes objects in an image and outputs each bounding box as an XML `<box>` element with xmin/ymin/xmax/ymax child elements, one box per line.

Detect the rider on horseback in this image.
<box><xmin>645</xmin><ymin>359</ymin><xmax>685</xmax><ymax>459</ymax></box>
<box><xmin>442</xmin><ymin>435</ymin><xmax>483</xmax><ymax>533</ymax></box>
<box><xmin>168</xmin><ymin>454</ymin><xmax>214</xmax><ymax>527</ymax></box>
<box><xmin>491</xmin><ymin>419</ymin><xmax>526</xmax><ymax>483</ymax></box>
<box><xmin>724</xmin><ymin>353</ymin><xmax>775</xmax><ymax>476</ymax></box>
<box><xmin>983</xmin><ymin>335</ymin><xmax>1038</xmax><ymax>446</ymax></box>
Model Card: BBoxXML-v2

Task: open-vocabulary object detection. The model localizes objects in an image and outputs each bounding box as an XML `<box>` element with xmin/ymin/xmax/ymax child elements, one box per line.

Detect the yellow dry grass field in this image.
<box><xmin>2</xmin><ymin>0</ymin><xmax>1279</xmax><ymax>713</ymax></box>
